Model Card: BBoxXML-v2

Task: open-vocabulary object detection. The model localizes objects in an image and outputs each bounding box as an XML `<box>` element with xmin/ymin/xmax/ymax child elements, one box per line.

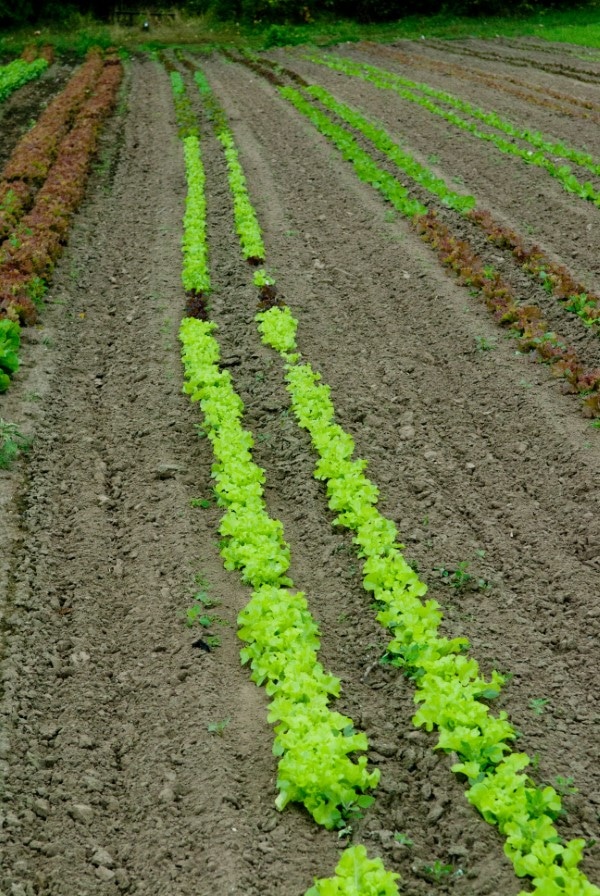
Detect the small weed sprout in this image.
<box><xmin>554</xmin><ymin>775</ymin><xmax>578</xmax><ymax>796</ymax></box>
<box><xmin>394</xmin><ymin>832</ymin><xmax>413</xmax><ymax>847</ymax></box>
<box><xmin>208</xmin><ymin>718</ymin><xmax>230</xmax><ymax>736</ymax></box>
<box><xmin>529</xmin><ymin>697</ymin><xmax>550</xmax><ymax>715</ymax></box>
<box><xmin>0</xmin><ymin>420</ymin><xmax>31</xmax><ymax>469</ymax></box>
<box><xmin>423</xmin><ymin>860</ymin><xmax>454</xmax><ymax>882</ymax></box>
<box><xmin>476</xmin><ymin>335</ymin><xmax>496</xmax><ymax>352</ymax></box>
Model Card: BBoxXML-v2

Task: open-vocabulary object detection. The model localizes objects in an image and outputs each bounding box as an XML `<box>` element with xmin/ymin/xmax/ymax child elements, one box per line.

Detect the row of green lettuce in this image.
<box><xmin>168</xmin><ymin>60</ymin><xmax>401</xmax><ymax>896</ymax></box>
<box><xmin>306</xmin><ymin>51</ymin><xmax>600</xmax><ymax>207</ymax></box>
<box><xmin>238</xmin><ymin>50</ymin><xmax>600</xmax><ymax>335</ymax></box>
<box><xmin>267</xmin><ymin>79</ymin><xmax>600</xmax><ymax>405</ymax></box>
<box><xmin>0</xmin><ymin>56</ymin><xmax>47</xmax><ymax>103</ymax></box>
<box><xmin>187</xmin><ymin>57</ymin><xmax>600</xmax><ymax>896</ymax></box>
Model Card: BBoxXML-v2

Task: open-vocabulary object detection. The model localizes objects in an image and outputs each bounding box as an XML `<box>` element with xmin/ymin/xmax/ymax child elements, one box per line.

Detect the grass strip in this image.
<box><xmin>307</xmin><ymin>52</ymin><xmax>600</xmax><ymax>207</ymax></box>
<box><xmin>171</xmin><ymin>60</ymin><xmax>381</xmax><ymax>837</ymax></box>
<box><xmin>0</xmin><ymin>57</ymin><xmax>48</xmax><ymax>104</ymax></box>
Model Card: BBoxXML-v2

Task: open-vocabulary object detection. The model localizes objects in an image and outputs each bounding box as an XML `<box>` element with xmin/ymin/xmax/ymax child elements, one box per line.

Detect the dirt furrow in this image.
<box><xmin>281</xmin><ymin>49</ymin><xmax>600</xmax><ymax>292</ymax></box>
<box><xmin>0</xmin><ymin>58</ymin><xmax>325</xmax><ymax>896</ymax></box>
<box><xmin>1</xmin><ymin>40</ymin><xmax>599</xmax><ymax>896</ymax></box>
<box><xmin>200</xmin><ymin>53</ymin><xmax>600</xmax><ymax>882</ymax></box>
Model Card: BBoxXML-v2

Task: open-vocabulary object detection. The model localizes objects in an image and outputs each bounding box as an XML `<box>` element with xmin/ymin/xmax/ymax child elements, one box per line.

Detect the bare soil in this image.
<box><xmin>0</xmin><ymin>38</ymin><xmax>599</xmax><ymax>896</ymax></box>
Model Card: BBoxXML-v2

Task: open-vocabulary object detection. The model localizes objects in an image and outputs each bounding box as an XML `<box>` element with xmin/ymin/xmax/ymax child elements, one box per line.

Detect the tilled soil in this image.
<box><xmin>1</xmin><ymin>38</ymin><xmax>599</xmax><ymax>896</ymax></box>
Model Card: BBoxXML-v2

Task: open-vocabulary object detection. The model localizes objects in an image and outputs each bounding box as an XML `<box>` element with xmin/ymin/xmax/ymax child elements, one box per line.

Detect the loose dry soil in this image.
<box><xmin>0</xmin><ymin>38</ymin><xmax>599</xmax><ymax>896</ymax></box>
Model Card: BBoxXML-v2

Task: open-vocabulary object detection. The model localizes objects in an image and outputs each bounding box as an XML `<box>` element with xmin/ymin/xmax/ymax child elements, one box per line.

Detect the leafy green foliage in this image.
<box><xmin>168</xmin><ymin>69</ymin><xmax>199</xmax><ymax>140</ymax></box>
<box><xmin>207</xmin><ymin>718</ymin><xmax>230</xmax><ymax>736</ymax></box>
<box><xmin>279</xmin><ymin>85</ymin><xmax>426</xmax><ymax>220</ymax></box>
<box><xmin>257</xmin><ymin>306</ymin><xmax>597</xmax><ymax>896</ymax></box>
<box><xmin>305</xmin><ymin>845</ymin><xmax>400</xmax><ymax>896</ymax></box>
<box><xmin>179</xmin><ymin>318</ymin><xmax>378</xmax><ymax>830</ymax></box>
<box><xmin>184</xmin><ymin>56</ymin><xmax>598</xmax><ymax>895</ymax></box>
<box><xmin>0</xmin><ymin>417</ymin><xmax>30</xmax><ymax>469</ymax></box>
<box><xmin>182</xmin><ymin>136</ymin><xmax>210</xmax><ymax>293</ymax></box>
<box><xmin>0</xmin><ymin>57</ymin><xmax>47</xmax><ymax>104</ymax></box>
<box><xmin>256</xmin><ymin>304</ymin><xmax>298</xmax><ymax>354</ymax></box>
<box><xmin>0</xmin><ymin>319</ymin><xmax>20</xmax><ymax>392</ymax></box>
<box><xmin>309</xmin><ymin>52</ymin><xmax>600</xmax><ymax>207</ymax></box>
<box><xmin>305</xmin><ymin>83</ymin><xmax>475</xmax><ymax>214</ymax></box>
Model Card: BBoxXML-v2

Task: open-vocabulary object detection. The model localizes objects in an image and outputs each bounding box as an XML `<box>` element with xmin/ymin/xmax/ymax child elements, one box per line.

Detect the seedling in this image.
<box><xmin>207</xmin><ymin>718</ymin><xmax>230</xmax><ymax>736</ymax></box>
<box><xmin>475</xmin><ymin>335</ymin><xmax>496</xmax><ymax>352</ymax></box>
<box><xmin>436</xmin><ymin>560</ymin><xmax>490</xmax><ymax>593</ymax></box>
<box><xmin>422</xmin><ymin>860</ymin><xmax>453</xmax><ymax>882</ymax></box>
<box><xmin>554</xmin><ymin>776</ymin><xmax>578</xmax><ymax>796</ymax></box>
<box><xmin>204</xmin><ymin>634</ymin><xmax>222</xmax><ymax>649</ymax></box>
<box><xmin>538</xmin><ymin>269</ymin><xmax>554</xmax><ymax>295</ymax></box>
<box><xmin>529</xmin><ymin>697</ymin><xmax>550</xmax><ymax>715</ymax></box>
<box><xmin>393</xmin><ymin>832</ymin><xmax>413</xmax><ymax>847</ymax></box>
<box><xmin>190</xmin><ymin>497</ymin><xmax>211</xmax><ymax>508</ymax></box>
<box><xmin>0</xmin><ymin>419</ymin><xmax>30</xmax><ymax>469</ymax></box>
<box><xmin>184</xmin><ymin>603</ymin><xmax>214</xmax><ymax>628</ymax></box>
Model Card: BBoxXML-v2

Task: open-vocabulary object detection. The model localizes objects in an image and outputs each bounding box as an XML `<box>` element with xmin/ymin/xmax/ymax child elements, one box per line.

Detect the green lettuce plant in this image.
<box><xmin>304</xmin><ymin>84</ymin><xmax>475</xmax><ymax>214</ymax></box>
<box><xmin>181</xmin><ymin>135</ymin><xmax>210</xmax><ymax>293</ymax></box>
<box><xmin>306</xmin><ymin>845</ymin><xmax>400</xmax><ymax>895</ymax></box>
<box><xmin>180</xmin><ymin>318</ymin><xmax>378</xmax><ymax>829</ymax></box>
<box><xmin>279</xmin><ymin>86</ymin><xmax>426</xmax><ymax>219</ymax></box>
<box><xmin>258</xmin><ymin>306</ymin><xmax>598</xmax><ymax>896</ymax></box>
<box><xmin>0</xmin><ymin>57</ymin><xmax>47</xmax><ymax>104</ymax></box>
<box><xmin>184</xmin><ymin>59</ymin><xmax>599</xmax><ymax>894</ymax></box>
<box><xmin>0</xmin><ymin>319</ymin><xmax>20</xmax><ymax>392</ymax></box>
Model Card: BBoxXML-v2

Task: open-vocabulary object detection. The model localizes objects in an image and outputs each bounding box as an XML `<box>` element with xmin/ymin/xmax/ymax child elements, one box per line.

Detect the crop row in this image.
<box><xmin>258</xmin><ymin>304</ymin><xmax>597</xmax><ymax>896</ymax></box>
<box><xmin>166</xmin><ymin>57</ymin><xmax>404</xmax><ymax>894</ymax></box>
<box><xmin>307</xmin><ymin>52</ymin><xmax>600</xmax><ymax>207</ymax></box>
<box><xmin>250</xmin><ymin>51</ymin><xmax>600</xmax><ymax>339</ymax></box>
<box><xmin>268</xmin><ymin>79</ymin><xmax>600</xmax><ymax>416</ymax></box>
<box><xmin>0</xmin><ymin>56</ymin><xmax>48</xmax><ymax>104</ymax></box>
<box><xmin>179</xmin><ymin>58</ymin><xmax>599</xmax><ymax>895</ymax></box>
<box><xmin>0</xmin><ymin>49</ymin><xmax>105</xmax><ymax>242</ymax></box>
<box><xmin>304</xmin><ymin>76</ymin><xmax>600</xmax><ymax>332</ymax></box>
<box><xmin>0</xmin><ymin>52</ymin><xmax>122</xmax><ymax>391</ymax></box>
<box><xmin>365</xmin><ymin>43</ymin><xmax>600</xmax><ymax>123</ymax></box>
<box><xmin>168</xmin><ymin>63</ymin><xmax>385</xmax><ymax>848</ymax></box>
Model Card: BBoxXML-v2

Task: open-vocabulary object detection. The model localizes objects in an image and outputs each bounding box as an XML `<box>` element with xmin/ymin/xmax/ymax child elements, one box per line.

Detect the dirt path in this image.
<box><xmin>1</xmin><ymin>40</ymin><xmax>599</xmax><ymax>896</ymax></box>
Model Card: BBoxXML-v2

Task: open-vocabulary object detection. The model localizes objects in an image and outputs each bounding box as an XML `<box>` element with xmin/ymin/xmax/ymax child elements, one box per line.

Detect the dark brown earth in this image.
<box><xmin>0</xmin><ymin>38</ymin><xmax>599</xmax><ymax>896</ymax></box>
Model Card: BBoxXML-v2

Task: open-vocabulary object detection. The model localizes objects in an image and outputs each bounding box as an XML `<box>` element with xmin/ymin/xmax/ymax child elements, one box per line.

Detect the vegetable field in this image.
<box><xmin>0</xmin><ymin>36</ymin><xmax>599</xmax><ymax>896</ymax></box>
